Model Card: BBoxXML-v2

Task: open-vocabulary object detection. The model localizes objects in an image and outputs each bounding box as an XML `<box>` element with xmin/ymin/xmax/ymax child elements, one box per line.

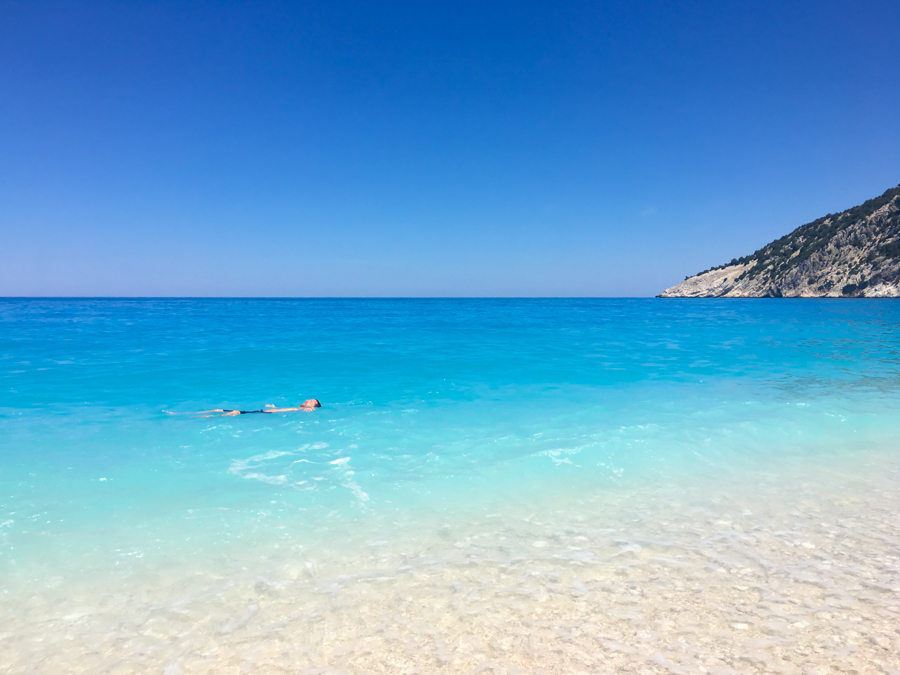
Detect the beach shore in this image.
<box><xmin>3</xmin><ymin>448</ymin><xmax>899</xmax><ymax>674</ymax></box>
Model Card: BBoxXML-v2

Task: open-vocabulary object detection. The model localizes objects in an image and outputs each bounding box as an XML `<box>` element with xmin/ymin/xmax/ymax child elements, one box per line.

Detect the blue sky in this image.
<box><xmin>2</xmin><ymin>0</ymin><xmax>898</xmax><ymax>296</ymax></box>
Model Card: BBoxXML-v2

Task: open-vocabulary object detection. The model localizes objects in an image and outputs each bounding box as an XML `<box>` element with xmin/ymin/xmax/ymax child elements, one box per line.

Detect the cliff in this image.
<box><xmin>659</xmin><ymin>185</ymin><xmax>900</xmax><ymax>298</ymax></box>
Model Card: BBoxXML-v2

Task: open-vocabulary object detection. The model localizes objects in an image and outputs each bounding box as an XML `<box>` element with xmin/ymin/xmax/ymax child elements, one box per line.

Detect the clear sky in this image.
<box><xmin>2</xmin><ymin>0</ymin><xmax>898</xmax><ymax>297</ymax></box>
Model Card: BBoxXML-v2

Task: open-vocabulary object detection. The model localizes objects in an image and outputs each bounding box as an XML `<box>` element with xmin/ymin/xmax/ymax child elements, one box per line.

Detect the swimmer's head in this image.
<box><xmin>301</xmin><ymin>399</ymin><xmax>321</xmax><ymax>409</ymax></box>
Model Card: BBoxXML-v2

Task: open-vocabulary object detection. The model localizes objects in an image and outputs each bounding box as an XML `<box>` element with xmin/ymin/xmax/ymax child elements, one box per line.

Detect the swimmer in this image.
<box><xmin>165</xmin><ymin>399</ymin><xmax>321</xmax><ymax>416</ymax></box>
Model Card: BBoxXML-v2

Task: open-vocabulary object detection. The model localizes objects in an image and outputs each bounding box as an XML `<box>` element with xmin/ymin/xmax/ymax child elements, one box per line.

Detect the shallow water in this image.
<box><xmin>1</xmin><ymin>299</ymin><xmax>899</xmax><ymax>673</ymax></box>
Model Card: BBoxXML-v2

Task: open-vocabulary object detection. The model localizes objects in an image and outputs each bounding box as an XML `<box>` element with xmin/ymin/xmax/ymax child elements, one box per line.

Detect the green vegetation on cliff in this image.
<box><xmin>693</xmin><ymin>184</ymin><xmax>900</xmax><ymax>289</ymax></box>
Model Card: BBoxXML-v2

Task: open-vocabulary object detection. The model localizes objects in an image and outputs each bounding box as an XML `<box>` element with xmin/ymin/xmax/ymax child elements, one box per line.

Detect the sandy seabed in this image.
<box><xmin>3</xmin><ymin>451</ymin><xmax>900</xmax><ymax>675</ymax></box>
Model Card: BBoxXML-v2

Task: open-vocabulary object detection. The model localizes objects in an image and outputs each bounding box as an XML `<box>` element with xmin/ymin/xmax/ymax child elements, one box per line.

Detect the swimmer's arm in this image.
<box><xmin>263</xmin><ymin>405</ymin><xmax>319</xmax><ymax>413</ymax></box>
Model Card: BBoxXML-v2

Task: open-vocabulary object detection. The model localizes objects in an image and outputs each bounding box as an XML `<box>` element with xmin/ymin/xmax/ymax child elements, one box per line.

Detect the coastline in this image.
<box><xmin>3</xmin><ymin>445</ymin><xmax>899</xmax><ymax>673</ymax></box>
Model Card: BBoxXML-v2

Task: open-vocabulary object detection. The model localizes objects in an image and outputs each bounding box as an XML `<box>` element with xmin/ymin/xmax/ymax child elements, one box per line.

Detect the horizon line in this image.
<box><xmin>0</xmin><ymin>295</ymin><xmax>657</xmax><ymax>300</ymax></box>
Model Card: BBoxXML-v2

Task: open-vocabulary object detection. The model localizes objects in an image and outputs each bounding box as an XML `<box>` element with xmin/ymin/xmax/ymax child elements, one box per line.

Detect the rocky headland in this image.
<box><xmin>659</xmin><ymin>184</ymin><xmax>900</xmax><ymax>298</ymax></box>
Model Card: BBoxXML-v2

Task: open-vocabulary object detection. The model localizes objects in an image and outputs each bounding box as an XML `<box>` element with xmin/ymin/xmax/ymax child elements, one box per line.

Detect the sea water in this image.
<box><xmin>1</xmin><ymin>298</ymin><xmax>899</xmax><ymax>674</ymax></box>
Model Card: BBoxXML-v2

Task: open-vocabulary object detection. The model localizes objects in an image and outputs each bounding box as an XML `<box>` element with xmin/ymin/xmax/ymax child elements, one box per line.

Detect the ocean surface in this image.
<box><xmin>2</xmin><ymin>298</ymin><xmax>899</xmax><ymax>674</ymax></box>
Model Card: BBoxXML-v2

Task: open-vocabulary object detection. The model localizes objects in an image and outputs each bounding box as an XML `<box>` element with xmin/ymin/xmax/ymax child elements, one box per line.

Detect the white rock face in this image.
<box><xmin>660</xmin><ymin>193</ymin><xmax>900</xmax><ymax>298</ymax></box>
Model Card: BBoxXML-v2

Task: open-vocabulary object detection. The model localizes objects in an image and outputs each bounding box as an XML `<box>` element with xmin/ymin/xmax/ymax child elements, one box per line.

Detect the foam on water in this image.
<box><xmin>1</xmin><ymin>298</ymin><xmax>899</xmax><ymax>673</ymax></box>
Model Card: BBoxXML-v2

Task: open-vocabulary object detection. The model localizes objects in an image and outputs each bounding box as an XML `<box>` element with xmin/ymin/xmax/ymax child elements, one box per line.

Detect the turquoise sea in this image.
<box><xmin>2</xmin><ymin>298</ymin><xmax>900</xmax><ymax>674</ymax></box>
